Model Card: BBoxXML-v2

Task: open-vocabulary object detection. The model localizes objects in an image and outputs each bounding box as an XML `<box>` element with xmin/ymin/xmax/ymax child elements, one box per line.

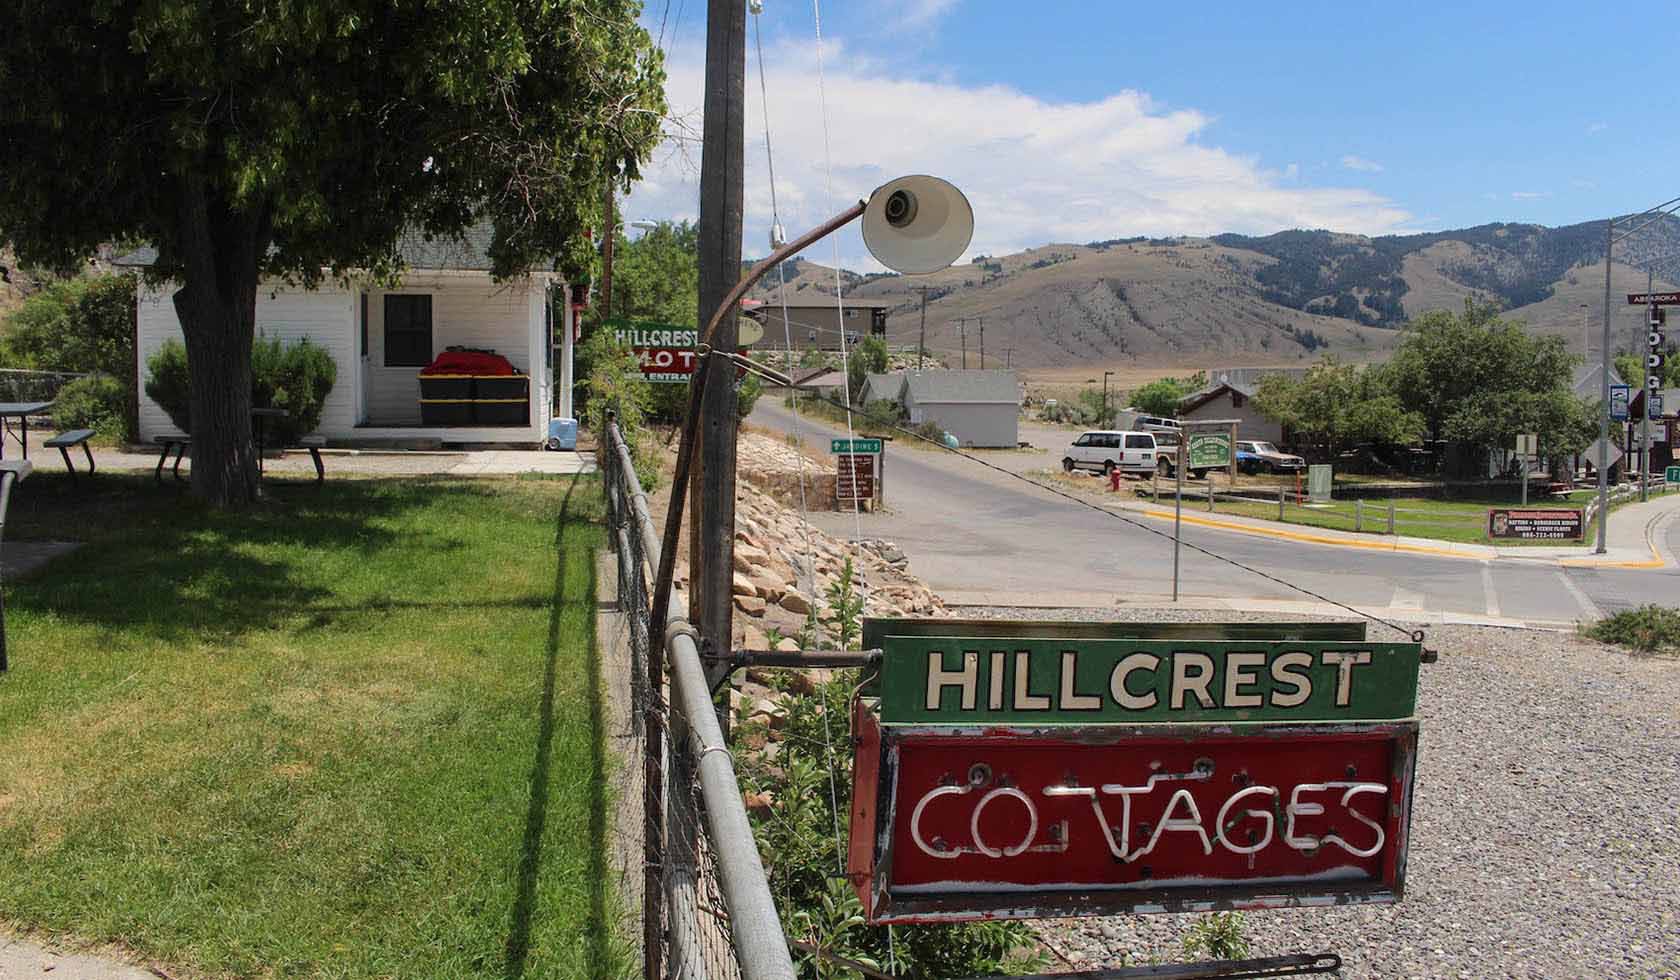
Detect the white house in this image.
<box><xmin>118</xmin><ymin>228</ymin><xmax>575</xmax><ymax>446</ymax></box>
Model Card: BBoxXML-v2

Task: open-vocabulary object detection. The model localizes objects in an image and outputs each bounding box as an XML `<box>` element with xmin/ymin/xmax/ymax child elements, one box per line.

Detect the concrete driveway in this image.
<box><xmin>750</xmin><ymin>400</ymin><xmax>1680</xmax><ymax>629</ymax></box>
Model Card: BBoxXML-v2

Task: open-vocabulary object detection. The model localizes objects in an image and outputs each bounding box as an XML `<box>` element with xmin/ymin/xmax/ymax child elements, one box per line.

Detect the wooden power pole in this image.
<box><xmin>917</xmin><ymin>286</ymin><xmax>928</xmax><ymax>370</ymax></box>
<box><xmin>692</xmin><ymin>0</ymin><xmax>746</xmax><ymax>685</ymax></box>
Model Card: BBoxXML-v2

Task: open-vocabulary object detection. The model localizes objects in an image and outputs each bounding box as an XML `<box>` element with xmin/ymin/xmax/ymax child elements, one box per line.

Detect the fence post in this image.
<box><xmin>1153</xmin><ymin>468</ymin><xmax>1159</xmax><ymax>503</ymax></box>
<box><xmin>1206</xmin><ymin>478</ymin><xmax>1214</xmax><ymax>512</ymax></box>
<box><xmin>1387</xmin><ymin>499</ymin><xmax>1396</xmax><ymax>535</ymax></box>
<box><xmin>1278</xmin><ymin>482</ymin><xmax>1285</xmax><ymax>522</ymax></box>
<box><xmin>1355</xmin><ymin>498</ymin><xmax>1363</xmax><ymax>533</ymax></box>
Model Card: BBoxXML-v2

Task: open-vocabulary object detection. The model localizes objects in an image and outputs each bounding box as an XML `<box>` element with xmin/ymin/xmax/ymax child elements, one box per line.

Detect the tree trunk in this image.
<box><xmin>169</xmin><ymin>175</ymin><xmax>268</xmax><ymax>507</ymax></box>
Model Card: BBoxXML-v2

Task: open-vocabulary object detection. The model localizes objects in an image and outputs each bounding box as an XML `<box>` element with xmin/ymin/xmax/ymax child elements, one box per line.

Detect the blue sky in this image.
<box><xmin>632</xmin><ymin>0</ymin><xmax>1680</xmax><ymax>268</ymax></box>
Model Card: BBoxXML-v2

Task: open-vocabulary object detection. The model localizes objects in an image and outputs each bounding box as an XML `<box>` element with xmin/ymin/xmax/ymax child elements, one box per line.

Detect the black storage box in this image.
<box><xmin>475</xmin><ymin>399</ymin><xmax>529</xmax><ymax>426</ymax></box>
<box><xmin>419</xmin><ymin>375</ymin><xmax>475</xmax><ymax>400</ymax></box>
<box><xmin>475</xmin><ymin>375</ymin><xmax>530</xmax><ymax>401</ymax></box>
<box><xmin>420</xmin><ymin>400</ymin><xmax>475</xmax><ymax>426</ymax></box>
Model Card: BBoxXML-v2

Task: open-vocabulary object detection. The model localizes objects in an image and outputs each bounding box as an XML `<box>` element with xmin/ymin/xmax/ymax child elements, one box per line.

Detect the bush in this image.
<box><xmin>144</xmin><ymin>340</ymin><xmax>192</xmax><ymax>432</ymax></box>
<box><xmin>0</xmin><ymin>273</ymin><xmax>135</xmax><ymax>380</ymax></box>
<box><xmin>53</xmin><ymin>373</ymin><xmax>128</xmax><ymax>439</ymax></box>
<box><xmin>251</xmin><ymin>336</ymin><xmax>337</xmax><ymax>444</ymax></box>
<box><xmin>1584</xmin><ymin>606</ymin><xmax>1680</xmax><ymax>653</ymax></box>
<box><xmin>143</xmin><ymin>336</ymin><xmax>338</xmax><ymax>443</ymax></box>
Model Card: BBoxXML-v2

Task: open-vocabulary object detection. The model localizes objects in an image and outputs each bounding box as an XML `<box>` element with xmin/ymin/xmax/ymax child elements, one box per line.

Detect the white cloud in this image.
<box><xmin>1340</xmin><ymin>154</ymin><xmax>1384</xmax><ymax>173</ymax></box>
<box><xmin>1510</xmin><ymin>191</ymin><xmax>1551</xmax><ymax>200</ymax></box>
<box><xmin>895</xmin><ymin>0</ymin><xmax>959</xmax><ymax>29</ymax></box>
<box><xmin>1586</xmin><ymin>122</ymin><xmax>1608</xmax><ymax>134</ymax></box>
<box><xmin>629</xmin><ymin>36</ymin><xmax>1413</xmax><ymax>271</ymax></box>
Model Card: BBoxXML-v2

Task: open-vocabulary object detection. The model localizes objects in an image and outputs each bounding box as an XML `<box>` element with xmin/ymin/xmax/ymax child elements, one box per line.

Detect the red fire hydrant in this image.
<box><xmin>1109</xmin><ymin>465</ymin><xmax>1123</xmax><ymax>493</ymax></box>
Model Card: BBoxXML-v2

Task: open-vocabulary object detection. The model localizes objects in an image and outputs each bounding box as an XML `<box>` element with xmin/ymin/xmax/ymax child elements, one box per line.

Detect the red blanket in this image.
<box><xmin>421</xmin><ymin>349</ymin><xmax>516</xmax><ymax>376</ymax></box>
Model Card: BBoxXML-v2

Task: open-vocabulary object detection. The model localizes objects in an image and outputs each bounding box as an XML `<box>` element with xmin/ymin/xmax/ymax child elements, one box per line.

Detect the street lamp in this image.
<box><xmin>650</xmin><ymin>175</ymin><xmax>974</xmax><ymax>628</ymax></box>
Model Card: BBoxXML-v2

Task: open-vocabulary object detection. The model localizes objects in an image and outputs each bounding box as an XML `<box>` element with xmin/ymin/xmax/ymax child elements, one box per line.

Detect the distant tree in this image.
<box><xmin>1252</xmin><ymin>357</ymin><xmax>1423</xmax><ymax>454</ymax></box>
<box><xmin>847</xmin><ymin>336</ymin><xmax>891</xmax><ymax>403</ymax></box>
<box><xmin>1387</xmin><ymin>299</ymin><xmax>1586</xmax><ymax>465</ymax></box>
<box><xmin>1</xmin><ymin>273</ymin><xmax>136</xmax><ymax>381</ymax></box>
<box><xmin>0</xmin><ymin>1</ymin><xmax>665</xmax><ymax>505</ymax></box>
<box><xmin>606</xmin><ymin>221</ymin><xmax>699</xmax><ymax>328</ymax></box>
<box><xmin>1130</xmin><ymin>378</ymin><xmax>1189</xmax><ymax>417</ymax></box>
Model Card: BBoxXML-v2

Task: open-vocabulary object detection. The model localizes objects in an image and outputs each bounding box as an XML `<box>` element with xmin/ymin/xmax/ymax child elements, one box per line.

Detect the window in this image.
<box><xmin>1125</xmin><ymin>434</ymin><xmax>1154</xmax><ymax>448</ymax></box>
<box><xmin>1099</xmin><ymin>434</ymin><xmax>1121</xmax><ymax>449</ymax></box>
<box><xmin>1073</xmin><ymin>434</ymin><xmax>1092</xmax><ymax>447</ymax></box>
<box><xmin>383</xmin><ymin>294</ymin><xmax>432</xmax><ymax>367</ymax></box>
<box><xmin>1232</xmin><ymin>392</ymin><xmax>1247</xmax><ymax>409</ymax></box>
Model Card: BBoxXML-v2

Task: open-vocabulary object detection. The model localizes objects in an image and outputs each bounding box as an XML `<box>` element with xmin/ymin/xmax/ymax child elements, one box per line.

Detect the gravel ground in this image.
<box><xmin>959</xmin><ymin>607</ymin><xmax>1680</xmax><ymax>980</ymax></box>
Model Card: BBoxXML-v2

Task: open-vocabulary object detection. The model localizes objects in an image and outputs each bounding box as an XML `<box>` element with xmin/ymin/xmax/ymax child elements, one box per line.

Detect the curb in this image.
<box><xmin>1117</xmin><ymin>500</ymin><xmax>1671</xmax><ymax>569</ymax></box>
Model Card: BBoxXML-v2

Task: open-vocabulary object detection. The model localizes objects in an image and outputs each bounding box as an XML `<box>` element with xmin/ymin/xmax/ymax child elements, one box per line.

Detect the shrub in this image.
<box><xmin>1183</xmin><ymin>911</ymin><xmax>1249</xmax><ymax>960</ymax></box>
<box><xmin>251</xmin><ymin>336</ymin><xmax>337</xmax><ymax>444</ymax></box>
<box><xmin>578</xmin><ymin>326</ymin><xmax>658</xmax><ymax>489</ymax></box>
<box><xmin>143</xmin><ymin>336</ymin><xmax>338</xmax><ymax>442</ymax></box>
<box><xmin>0</xmin><ymin>273</ymin><xmax>135</xmax><ymax>380</ymax></box>
<box><xmin>1585</xmin><ymin>606</ymin><xmax>1680</xmax><ymax>653</ymax></box>
<box><xmin>53</xmin><ymin>373</ymin><xmax>128</xmax><ymax>439</ymax></box>
<box><xmin>144</xmin><ymin>339</ymin><xmax>192</xmax><ymax>432</ymax></box>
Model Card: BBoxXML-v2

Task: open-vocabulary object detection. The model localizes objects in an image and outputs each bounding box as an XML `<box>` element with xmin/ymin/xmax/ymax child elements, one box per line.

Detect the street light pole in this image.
<box><xmin>1644</xmin><ymin>269</ymin><xmax>1654</xmax><ymax>502</ymax></box>
<box><xmin>1599</xmin><ymin>218</ymin><xmax>1612</xmax><ymax>553</ymax></box>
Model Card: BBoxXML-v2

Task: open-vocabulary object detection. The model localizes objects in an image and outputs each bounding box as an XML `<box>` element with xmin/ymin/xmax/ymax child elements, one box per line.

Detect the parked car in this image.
<box><xmin>1236</xmin><ymin>440</ymin><xmax>1305</xmax><ymax>474</ymax></box>
<box><xmin>1118</xmin><ymin>411</ymin><xmax>1183</xmax><ymax>436</ymax></box>
<box><xmin>1063</xmin><ymin>430</ymin><xmax>1167</xmax><ymax>477</ymax></box>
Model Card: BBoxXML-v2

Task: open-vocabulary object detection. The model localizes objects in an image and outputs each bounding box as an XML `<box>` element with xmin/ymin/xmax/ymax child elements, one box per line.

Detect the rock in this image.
<box><xmin>741</xmin><ymin>624</ymin><xmax>768</xmax><ymax>651</ymax></box>
<box><xmin>776</xmin><ymin>636</ymin><xmax>801</xmax><ymax>653</ymax></box>
<box><xmin>732</xmin><ymin>572</ymin><xmax>759</xmax><ymax>597</ymax></box>
<box><xmin>779</xmin><ymin>590</ymin><xmax>813</xmax><ymax>615</ymax></box>
<box><xmin>737</xmin><ymin>542</ymin><xmax>771</xmax><ymax>565</ymax></box>
<box><xmin>753</xmin><ymin>574</ymin><xmax>785</xmax><ymax>602</ymax></box>
<box><xmin>734</xmin><ymin>595</ymin><xmax>767</xmax><ymax>616</ymax></box>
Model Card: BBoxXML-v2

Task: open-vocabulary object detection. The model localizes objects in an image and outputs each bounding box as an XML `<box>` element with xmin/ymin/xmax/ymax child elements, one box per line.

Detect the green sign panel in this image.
<box><xmin>1187</xmin><ymin>433</ymin><xmax>1232</xmax><ymax>468</ymax></box>
<box><xmin>878</xmin><ymin>636</ymin><xmax>1421</xmax><ymax>725</ymax></box>
<box><xmin>832</xmin><ymin>438</ymin><xmax>883</xmax><ymax>454</ymax></box>
<box><xmin>1668</xmin><ymin>465</ymin><xmax>1680</xmax><ymax>483</ymax></box>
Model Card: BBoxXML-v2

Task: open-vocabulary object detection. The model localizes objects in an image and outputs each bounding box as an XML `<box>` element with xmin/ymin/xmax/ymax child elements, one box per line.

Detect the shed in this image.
<box><xmin>859</xmin><ymin>372</ymin><xmax>907</xmax><ymax>405</ymax></box>
<box><xmin>1177</xmin><ymin>379</ymin><xmax>1280</xmax><ymax>443</ymax></box>
<box><xmin>901</xmin><ymin>370</ymin><xmax>1019</xmax><ymax>448</ymax></box>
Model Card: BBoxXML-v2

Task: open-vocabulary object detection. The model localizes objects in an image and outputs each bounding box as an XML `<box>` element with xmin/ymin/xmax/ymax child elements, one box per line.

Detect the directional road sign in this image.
<box><xmin>1667</xmin><ymin>465</ymin><xmax>1680</xmax><ymax>483</ymax></box>
<box><xmin>831</xmin><ymin>437</ymin><xmax>883</xmax><ymax>454</ymax></box>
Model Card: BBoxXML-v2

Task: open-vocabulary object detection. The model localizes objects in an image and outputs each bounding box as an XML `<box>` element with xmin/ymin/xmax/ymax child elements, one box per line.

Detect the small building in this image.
<box><xmin>901</xmin><ymin>370</ymin><xmax>1019</xmax><ymax>448</ymax></box>
<box><xmin>1177</xmin><ymin>379</ymin><xmax>1280</xmax><ymax>443</ymax></box>
<box><xmin>858</xmin><ymin>372</ymin><xmax>907</xmax><ymax>404</ymax></box>
<box><xmin>744</xmin><ymin>301</ymin><xmax>889</xmax><ymax>351</ymax></box>
<box><xmin>119</xmin><ymin>227</ymin><xmax>573</xmax><ymax>446</ymax></box>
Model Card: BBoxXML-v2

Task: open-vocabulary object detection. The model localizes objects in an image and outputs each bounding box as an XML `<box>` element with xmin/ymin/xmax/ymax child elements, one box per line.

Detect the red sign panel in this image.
<box><xmin>848</xmin><ymin>705</ymin><xmax>1416</xmax><ymax>922</ymax></box>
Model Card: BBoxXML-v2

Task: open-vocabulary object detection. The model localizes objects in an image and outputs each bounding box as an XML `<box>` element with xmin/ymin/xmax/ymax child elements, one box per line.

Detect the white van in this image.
<box><xmin>1063</xmin><ymin>430</ymin><xmax>1164</xmax><ymax>477</ymax></box>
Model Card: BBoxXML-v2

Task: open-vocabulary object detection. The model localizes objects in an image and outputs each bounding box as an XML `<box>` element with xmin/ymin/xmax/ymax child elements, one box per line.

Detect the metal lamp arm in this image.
<box><xmin>697</xmin><ymin>199</ymin><xmax>867</xmax><ymax>348</ymax></box>
<box><xmin>650</xmin><ymin>199</ymin><xmax>867</xmax><ymax>634</ymax></box>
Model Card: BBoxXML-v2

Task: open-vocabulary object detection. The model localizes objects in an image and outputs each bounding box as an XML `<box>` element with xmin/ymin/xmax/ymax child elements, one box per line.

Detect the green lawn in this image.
<box><xmin>0</xmin><ymin>472</ymin><xmax>622</xmax><ymax>979</ymax></box>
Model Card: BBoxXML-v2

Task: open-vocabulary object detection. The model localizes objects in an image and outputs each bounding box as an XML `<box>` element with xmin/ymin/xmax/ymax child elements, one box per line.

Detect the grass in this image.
<box><xmin>0</xmin><ymin>471</ymin><xmax>624</xmax><ymax>979</ymax></box>
<box><xmin>1584</xmin><ymin>605</ymin><xmax>1680</xmax><ymax>654</ymax></box>
<box><xmin>1032</xmin><ymin>467</ymin><xmax>1601</xmax><ymax>546</ymax></box>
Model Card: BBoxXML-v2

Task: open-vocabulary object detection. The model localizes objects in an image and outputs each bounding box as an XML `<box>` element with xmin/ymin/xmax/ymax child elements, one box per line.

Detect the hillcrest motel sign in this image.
<box><xmin>847</xmin><ymin>618</ymin><xmax>1426</xmax><ymax>923</ymax></box>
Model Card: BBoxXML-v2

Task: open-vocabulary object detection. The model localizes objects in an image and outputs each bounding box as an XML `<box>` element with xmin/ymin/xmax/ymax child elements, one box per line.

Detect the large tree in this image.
<box><xmin>0</xmin><ymin>1</ymin><xmax>664</xmax><ymax>504</ymax></box>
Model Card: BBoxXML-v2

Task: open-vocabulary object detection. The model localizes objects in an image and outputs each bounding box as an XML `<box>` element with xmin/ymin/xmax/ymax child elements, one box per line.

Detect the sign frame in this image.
<box><xmin>847</xmin><ymin>702</ymin><xmax>1419</xmax><ymax>923</ymax></box>
<box><xmin>1187</xmin><ymin>432</ymin><xmax>1233</xmax><ymax>469</ymax></box>
<box><xmin>1486</xmin><ymin>507</ymin><xmax>1585</xmax><ymax>541</ymax></box>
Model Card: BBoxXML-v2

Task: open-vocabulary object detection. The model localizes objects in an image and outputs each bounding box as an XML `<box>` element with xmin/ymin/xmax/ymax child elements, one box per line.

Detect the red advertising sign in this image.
<box><xmin>848</xmin><ymin>703</ymin><xmax>1417</xmax><ymax>923</ymax></box>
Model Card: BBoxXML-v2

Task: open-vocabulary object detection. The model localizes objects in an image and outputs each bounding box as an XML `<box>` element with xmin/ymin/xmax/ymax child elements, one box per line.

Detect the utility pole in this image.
<box><xmin>692</xmin><ymin>0</ymin><xmax>746</xmax><ymax>683</ymax></box>
<box><xmin>917</xmin><ymin>286</ymin><xmax>928</xmax><ymax>370</ymax></box>
<box><xmin>956</xmin><ymin>316</ymin><xmax>983</xmax><ymax>369</ymax></box>
<box><xmin>1002</xmin><ymin>347</ymin><xmax>1014</xmax><ymax>368</ymax></box>
<box><xmin>1643</xmin><ymin>269</ymin><xmax>1654</xmax><ymax>501</ymax></box>
<box><xmin>1598</xmin><ymin>218</ymin><xmax>1612</xmax><ymax>554</ymax></box>
<box><xmin>1102</xmin><ymin>370</ymin><xmax>1115</xmax><ymax>426</ymax></box>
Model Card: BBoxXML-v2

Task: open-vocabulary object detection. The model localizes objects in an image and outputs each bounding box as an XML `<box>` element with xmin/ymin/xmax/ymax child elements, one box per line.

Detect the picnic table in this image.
<box><xmin>0</xmin><ymin>458</ymin><xmax>31</xmax><ymax>671</ymax></box>
<box><xmin>0</xmin><ymin>401</ymin><xmax>53</xmax><ymax>460</ymax></box>
<box><xmin>251</xmin><ymin>406</ymin><xmax>286</xmax><ymax>476</ymax></box>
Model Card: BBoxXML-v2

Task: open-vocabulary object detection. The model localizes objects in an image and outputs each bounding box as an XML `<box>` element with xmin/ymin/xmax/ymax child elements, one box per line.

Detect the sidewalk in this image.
<box><xmin>1103</xmin><ymin>487</ymin><xmax>1680</xmax><ymax>569</ymax></box>
<box><xmin>0</xmin><ymin>934</ymin><xmax>158</xmax><ymax>980</ymax></box>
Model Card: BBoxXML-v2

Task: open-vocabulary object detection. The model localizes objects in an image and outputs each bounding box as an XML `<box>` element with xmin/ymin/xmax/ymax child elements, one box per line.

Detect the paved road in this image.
<box><xmin>751</xmin><ymin>401</ymin><xmax>1680</xmax><ymax>627</ymax></box>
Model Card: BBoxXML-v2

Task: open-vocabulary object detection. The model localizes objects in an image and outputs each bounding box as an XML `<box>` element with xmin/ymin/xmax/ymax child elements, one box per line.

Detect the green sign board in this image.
<box><xmin>1187</xmin><ymin>433</ymin><xmax>1232</xmax><ymax>469</ymax></box>
<box><xmin>878</xmin><ymin>635</ymin><xmax>1421</xmax><ymax>725</ymax></box>
<box><xmin>832</xmin><ymin>438</ymin><xmax>883</xmax><ymax>454</ymax></box>
<box><xmin>1668</xmin><ymin>465</ymin><xmax>1680</xmax><ymax>484</ymax></box>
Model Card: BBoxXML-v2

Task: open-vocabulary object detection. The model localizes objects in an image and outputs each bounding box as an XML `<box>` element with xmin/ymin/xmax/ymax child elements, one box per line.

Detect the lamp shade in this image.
<box><xmin>861</xmin><ymin>175</ymin><xmax>973</xmax><ymax>275</ymax></box>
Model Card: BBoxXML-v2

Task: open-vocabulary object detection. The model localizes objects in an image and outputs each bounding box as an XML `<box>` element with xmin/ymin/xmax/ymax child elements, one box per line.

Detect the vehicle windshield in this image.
<box><xmin>1252</xmin><ymin>442</ymin><xmax>1279</xmax><ymax>454</ymax></box>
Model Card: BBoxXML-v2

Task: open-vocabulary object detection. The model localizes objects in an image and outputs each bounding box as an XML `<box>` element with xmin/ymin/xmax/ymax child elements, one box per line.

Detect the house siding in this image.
<box><xmin>907</xmin><ymin>400</ymin><xmax>1018</xmax><ymax>448</ymax></box>
<box><xmin>1180</xmin><ymin>391</ymin><xmax>1281</xmax><ymax>443</ymax></box>
<box><xmin>137</xmin><ymin>274</ymin><xmax>546</xmax><ymax>441</ymax></box>
<box><xmin>137</xmin><ymin>282</ymin><xmax>355</xmax><ymax>440</ymax></box>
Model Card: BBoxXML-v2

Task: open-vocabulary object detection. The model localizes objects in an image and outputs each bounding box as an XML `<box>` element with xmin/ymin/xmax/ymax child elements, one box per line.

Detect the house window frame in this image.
<box><xmin>383</xmin><ymin>294</ymin><xmax>433</xmax><ymax>367</ymax></box>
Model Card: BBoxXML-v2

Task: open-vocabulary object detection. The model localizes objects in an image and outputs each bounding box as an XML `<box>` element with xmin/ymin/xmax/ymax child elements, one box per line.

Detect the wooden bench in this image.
<box><xmin>297</xmin><ymin>435</ymin><xmax>327</xmax><ymax>484</ymax></box>
<box><xmin>44</xmin><ymin>429</ymin><xmax>96</xmax><ymax>483</ymax></box>
<box><xmin>153</xmin><ymin>435</ymin><xmax>189</xmax><ymax>483</ymax></box>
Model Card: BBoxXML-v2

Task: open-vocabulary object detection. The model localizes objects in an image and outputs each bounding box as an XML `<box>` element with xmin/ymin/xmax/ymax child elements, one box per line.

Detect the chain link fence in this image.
<box><xmin>0</xmin><ymin>368</ymin><xmax>87</xmax><ymax>404</ymax></box>
<box><xmin>599</xmin><ymin>420</ymin><xmax>794</xmax><ymax>980</ymax></box>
